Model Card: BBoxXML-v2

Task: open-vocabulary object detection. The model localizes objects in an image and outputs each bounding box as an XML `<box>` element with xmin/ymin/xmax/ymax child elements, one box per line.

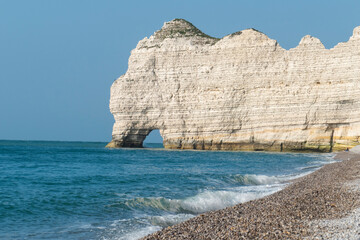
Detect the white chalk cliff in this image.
<box><xmin>107</xmin><ymin>19</ymin><xmax>360</xmax><ymax>152</ymax></box>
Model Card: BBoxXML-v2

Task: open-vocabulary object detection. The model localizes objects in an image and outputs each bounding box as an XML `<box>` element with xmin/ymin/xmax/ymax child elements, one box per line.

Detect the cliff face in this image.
<box><xmin>107</xmin><ymin>19</ymin><xmax>360</xmax><ymax>152</ymax></box>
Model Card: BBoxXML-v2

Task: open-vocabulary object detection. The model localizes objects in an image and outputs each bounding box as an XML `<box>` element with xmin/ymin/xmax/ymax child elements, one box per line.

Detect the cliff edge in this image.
<box><xmin>107</xmin><ymin>19</ymin><xmax>360</xmax><ymax>152</ymax></box>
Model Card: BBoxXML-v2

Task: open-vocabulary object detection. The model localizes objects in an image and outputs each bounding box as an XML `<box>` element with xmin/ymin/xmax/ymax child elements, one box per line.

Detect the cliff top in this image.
<box><xmin>154</xmin><ymin>19</ymin><xmax>219</xmax><ymax>40</ymax></box>
<box><xmin>148</xmin><ymin>19</ymin><xmax>359</xmax><ymax>49</ymax></box>
<box><xmin>154</xmin><ymin>19</ymin><xmax>265</xmax><ymax>40</ymax></box>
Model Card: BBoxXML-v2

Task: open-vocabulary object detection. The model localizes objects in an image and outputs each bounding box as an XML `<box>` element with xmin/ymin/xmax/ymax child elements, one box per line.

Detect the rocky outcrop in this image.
<box><xmin>107</xmin><ymin>19</ymin><xmax>360</xmax><ymax>152</ymax></box>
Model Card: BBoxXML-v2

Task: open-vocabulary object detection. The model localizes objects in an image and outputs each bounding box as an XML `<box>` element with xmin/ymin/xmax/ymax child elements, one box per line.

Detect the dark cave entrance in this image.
<box><xmin>143</xmin><ymin>129</ymin><xmax>164</xmax><ymax>148</ymax></box>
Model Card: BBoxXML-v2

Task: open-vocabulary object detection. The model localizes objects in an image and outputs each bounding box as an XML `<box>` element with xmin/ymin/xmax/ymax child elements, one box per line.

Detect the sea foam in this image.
<box><xmin>124</xmin><ymin>182</ymin><xmax>284</xmax><ymax>214</ymax></box>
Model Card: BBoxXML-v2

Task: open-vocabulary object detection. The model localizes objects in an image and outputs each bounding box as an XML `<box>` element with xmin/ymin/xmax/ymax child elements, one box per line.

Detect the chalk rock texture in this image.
<box><xmin>107</xmin><ymin>19</ymin><xmax>360</xmax><ymax>152</ymax></box>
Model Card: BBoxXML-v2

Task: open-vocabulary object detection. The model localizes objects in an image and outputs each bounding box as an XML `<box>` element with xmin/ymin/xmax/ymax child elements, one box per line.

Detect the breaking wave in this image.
<box><xmin>226</xmin><ymin>174</ymin><xmax>286</xmax><ymax>185</ymax></box>
<box><xmin>124</xmin><ymin>185</ymin><xmax>283</xmax><ymax>214</ymax></box>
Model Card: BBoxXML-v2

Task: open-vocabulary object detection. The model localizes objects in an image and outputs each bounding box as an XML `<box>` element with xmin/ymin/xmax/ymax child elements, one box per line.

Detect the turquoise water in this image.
<box><xmin>0</xmin><ymin>140</ymin><xmax>334</xmax><ymax>239</ymax></box>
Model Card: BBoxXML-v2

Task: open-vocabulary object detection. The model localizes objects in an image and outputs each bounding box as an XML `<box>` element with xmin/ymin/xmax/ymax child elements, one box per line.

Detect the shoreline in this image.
<box><xmin>142</xmin><ymin>150</ymin><xmax>360</xmax><ymax>239</ymax></box>
<box><xmin>107</xmin><ymin>138</ymin><xmax>356</xmax><ymax>153</ymax></box>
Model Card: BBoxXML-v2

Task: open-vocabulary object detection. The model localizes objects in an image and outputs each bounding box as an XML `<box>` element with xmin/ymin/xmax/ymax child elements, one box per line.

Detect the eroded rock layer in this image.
<box><xmin>107</xmin><ymin>19</ymin><xmax>360</xmax><ymax>152</ymax></box>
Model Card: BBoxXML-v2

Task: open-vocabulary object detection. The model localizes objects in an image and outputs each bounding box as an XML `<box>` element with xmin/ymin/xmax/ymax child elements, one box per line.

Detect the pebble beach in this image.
<box><xmin>143</xmin><ymin>149</ymin><xmax>360</xmax><ymax>239</ymax></box>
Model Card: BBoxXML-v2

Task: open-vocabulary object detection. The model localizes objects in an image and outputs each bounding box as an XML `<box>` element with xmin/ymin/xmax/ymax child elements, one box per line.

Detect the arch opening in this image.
<box><xmin>143</xmin><ymin>129</ymin><xmax>164</xmax><ymax>148</ymax></box>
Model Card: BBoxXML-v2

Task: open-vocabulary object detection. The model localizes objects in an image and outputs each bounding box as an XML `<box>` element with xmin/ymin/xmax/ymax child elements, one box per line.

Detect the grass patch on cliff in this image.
<box><xmin>155</xmin><ymin>18</ymin><xmax>219</xmax><ymax>42</ymax></box>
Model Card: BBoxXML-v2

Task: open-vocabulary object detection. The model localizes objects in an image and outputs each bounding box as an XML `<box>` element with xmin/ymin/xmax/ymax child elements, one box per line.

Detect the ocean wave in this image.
<box><xmin>312</xmin><ymin>159</ymin><xmax>339</xmax><ymax>165</ymax></box>
<box><xmin>101</xmin><ymin>225</ymin><xmax>161</xmax><ymax>240</ymax></box>
<box><xmin>227</xmin><ymin>174</ymin><xmax>285</xmax><ymax>185</ymax></box>
<box><xmin>297</xmin><ymin>165</ymin><xmax>322</xmax><ymax>171</ymax></box>
<box><xmin>149</xmin><ymin>213</ymin><xmax>195</xmax><ymax>227</ymax></box>
<box><xmin>118</xmin><ymin>226</ymin><xmax>161</xmax><ymax>240</ymax></box>
<box><xmin>124</xmin><ymin>186</ymin><xmax>282</xmax><ymax>214</ymax></box>
<box><xmin>288</xmin><ymin>154</ymin><xmax>337</xmax><ymax>173</ymax></box>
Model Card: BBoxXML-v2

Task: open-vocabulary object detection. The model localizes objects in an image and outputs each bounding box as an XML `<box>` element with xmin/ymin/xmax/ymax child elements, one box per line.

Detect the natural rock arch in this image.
<box><xmin>143</xmin><ymin>129</ymin><xmax>164</xmax><ymax>146</ymax></box>
<box><xmin>106</xmin><ymin>19</ymin><xmax>360</xmax><ymax>152</ymax></box>
<box><xmin>106</xmin><ymin>128</ymin><xmax>165</xmax><ymax>148</ymax></box>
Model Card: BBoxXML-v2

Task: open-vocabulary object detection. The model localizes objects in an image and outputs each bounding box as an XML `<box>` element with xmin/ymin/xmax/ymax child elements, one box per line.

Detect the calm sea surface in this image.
<box><xmin>0</xmin><ymin>140</ymin><xmax>335</xmax><ymax>239</ymax></box>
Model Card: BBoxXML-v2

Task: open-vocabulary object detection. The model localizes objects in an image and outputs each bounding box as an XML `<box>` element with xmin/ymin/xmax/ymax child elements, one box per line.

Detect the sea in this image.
<box><xmin>0</xmin><ymin>140</ymin><xmax>336</xmax><ymax>240</ymax></box>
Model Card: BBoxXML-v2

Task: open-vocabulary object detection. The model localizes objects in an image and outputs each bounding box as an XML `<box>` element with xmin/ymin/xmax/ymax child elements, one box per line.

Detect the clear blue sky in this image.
<box><xmin>0</xmin><ymin>0</ymin><xmax>359</xmax><ymax>143</ymax></box>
